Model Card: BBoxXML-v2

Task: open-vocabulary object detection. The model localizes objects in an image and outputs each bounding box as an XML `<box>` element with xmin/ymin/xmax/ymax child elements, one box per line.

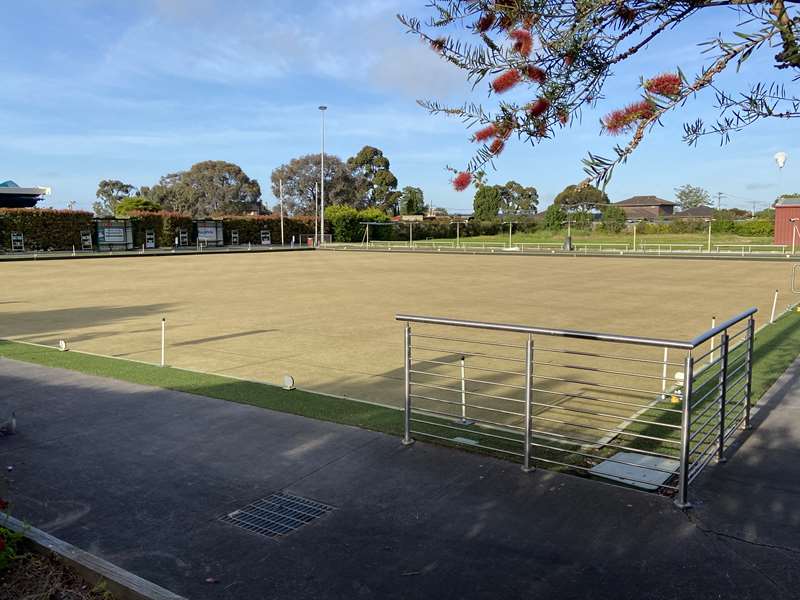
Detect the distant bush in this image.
<box><xmin>600</xmin><ymin>205</ymin><xmax>626</xmax><ymax>233</ymax></box>
<box><xmin>0</xmin><ymin>208</ymin><xmax>94</xmax><ymax>251</ymax></box>
<box><xmin>542</xmin><ymin>204</ymin><xmax>567</xmax><ymax>231</ymax></box>
<box><xmin>732</xmin><ymin>220</ymin><xmax>773</xmax><ymax>237</ymax></box>
<box><xmin>639</xmin><ymin>218</ymin><xmax>773</xmax><ymax>237</ymax></box>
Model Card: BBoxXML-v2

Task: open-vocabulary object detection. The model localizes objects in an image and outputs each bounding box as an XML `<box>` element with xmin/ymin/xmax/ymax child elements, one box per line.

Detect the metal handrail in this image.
<box><xmin>398</xmin><ymin>307</ymin><xmax>758</xmax><ymax>351</ymax></box>
<box><xmin>397</xmin><ymin>314</ymin><xmax>693</xmax><ymax>349</ymax></box>
<box><xmin>398</xmin><ymin>307</ymin><xmax>758</xmax><ymax>508</ymax></box>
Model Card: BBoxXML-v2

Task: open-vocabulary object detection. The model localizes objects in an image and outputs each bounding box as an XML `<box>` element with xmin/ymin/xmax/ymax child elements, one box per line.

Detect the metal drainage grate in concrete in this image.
<box><xmin>220</xmin><ymin>491</ymin><xmax>334</xmax><ymax>539</ymax></box>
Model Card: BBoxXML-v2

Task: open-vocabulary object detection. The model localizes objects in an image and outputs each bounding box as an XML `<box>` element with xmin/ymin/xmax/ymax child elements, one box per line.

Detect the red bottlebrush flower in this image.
<box><xmin>602</xmin><ymin>100</ymin><xmax>657</xmax><ymax>135</ymax></box>
<box><xmin>453</xmin><ymin>171</ymin><xmax>472</xmax><ymax>192</ymax></box>
<box><xmin>476</xmin><ymin>11</ymin><xmax>495</xmax><ymax>33</ymax></box>
<box><xmin>616</xmin><ymin>5</ymin><xmax>637</xmax><ymax>24</ymax></box>
<box><xmin>524</xmin><ymin>65</ymin><xmax>546</xmax><ymax>84</ymax></box>
<box><xmin>497</xmin><ymin>13</ymin><xmax>514</xmax><ymax>30</ymax></box>
<box><xmin>536</xmin><ymin>122</ymin><xmax>547</xmax><ymax>138</ymax></box>
<box><xmin>430</xmin><ymin>38</ymin><xmax>446</xmax><ymax>54</ymax></box>
<box><xmin>473</xmin><ymin>124</ymin><xmax>497</xmax><ymax>142</ymax></box>
<box><xmin>644</xmin><ymin>73</ymin><xmax>682</xmax><ymax>97</ymax></box>
<box><xmin>558</xmin><ymin>109</ymin><xmax>569</xmax><ymax>125</ymax></box>
<box><xmin>489</xmin><ymin>139</ymin><xmax>505</xmax><ymax>155</ymax></box>
<box><xmin>491</xmin><ymin>69</ymin><xmax>521</xmax><ymax>94</ymax></box>
<box><xmin>522</xmin><ymin>14</ymin><xmax>539</xmax><ymax>30</ymax></box>
<box><xmin>527</xmin><ymin>97</ymin><xmax>551</xmax><ymax>117</ymax></box>
<box><xmin>0</xmin><ymin>498</ymin><xmax>7</xmax><ymax>511</ymax></box>
<box><xmin>509</xmin><ymin>29</ymin><xmax>533</xmax><ymax>57</ymax></box>
<box><xmin>564</xmin><ymin>52</ymin><xmax>576</xmax><ymax>67</ymax></box>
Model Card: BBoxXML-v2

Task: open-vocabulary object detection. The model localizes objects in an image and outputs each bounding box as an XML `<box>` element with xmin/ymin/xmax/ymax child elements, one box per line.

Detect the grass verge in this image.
<box><xmin>0</xmin><ymin>341</ymin><xmax>402</xmax><ymax>436</ymax></box>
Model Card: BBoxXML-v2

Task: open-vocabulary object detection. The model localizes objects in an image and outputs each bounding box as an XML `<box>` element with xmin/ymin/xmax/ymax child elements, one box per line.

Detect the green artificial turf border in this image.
<box><xmin>0</xmin><ymin>341</ymin><xmax>403</xmax><ymax>436</ymax></box>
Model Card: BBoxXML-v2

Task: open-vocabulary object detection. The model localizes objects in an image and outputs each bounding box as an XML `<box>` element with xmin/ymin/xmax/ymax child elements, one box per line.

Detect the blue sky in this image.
<box><xmin>2</xmin><ymin>0</ymin><xmax>797</xmax><ymax>213</ymax></box>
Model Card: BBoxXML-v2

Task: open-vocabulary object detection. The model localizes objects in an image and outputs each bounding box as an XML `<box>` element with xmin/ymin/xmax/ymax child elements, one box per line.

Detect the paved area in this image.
<box><xmin>1</xmin><ymin>358</ymin><xmax>799</xmax><ymax>599</ymax></box>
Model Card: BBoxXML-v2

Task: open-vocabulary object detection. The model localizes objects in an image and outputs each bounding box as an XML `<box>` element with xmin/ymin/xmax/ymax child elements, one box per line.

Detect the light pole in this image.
<box><xmin>279</xmin><ymin>179</ymin><xmax>285</xmax><ymax>246</ymax></box>
<box><xmin>705</xmin><ymin>218</ymin><xmax>713</xmax><ymax>253</ymax></box>
<box><xmin>319</xmin><ymin>105</ymin><xmax>327</xmax><ymax>246</ymax></box>
<box><xmin>790</xmin><ymin>218</ymin><xmax>799</xmax><ymax>254</ymax></box>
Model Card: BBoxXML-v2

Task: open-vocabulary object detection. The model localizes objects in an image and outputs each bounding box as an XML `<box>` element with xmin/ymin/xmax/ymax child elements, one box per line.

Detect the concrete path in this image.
<box><xmin>1</xmin><ymin>358</ymin><xmax>798</xmax><ymax>599</ymax></box>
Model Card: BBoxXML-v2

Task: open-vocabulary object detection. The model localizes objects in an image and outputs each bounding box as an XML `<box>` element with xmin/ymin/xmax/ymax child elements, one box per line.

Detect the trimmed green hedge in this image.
<box><xmin>639</xmin><ymin>219</ymin><xmax>773</xmax><ymax>236</ymax></box>
<box><xmin>0</xmin><ymin>208</ymin><xmax>94</xmax><ymax>251</ymax></box>
<box><xmin>220</xmin><ymin>215</ymin><xmax>317</xmax><ymax>245</ymax></box>
<box><xmin>128</xmin><ymin>211</ymin><xmax>194</xmax><ymax>247</ymax></box>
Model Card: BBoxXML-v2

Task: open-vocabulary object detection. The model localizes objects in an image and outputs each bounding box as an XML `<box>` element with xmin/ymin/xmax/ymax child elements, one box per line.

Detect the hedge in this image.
<box><xmin>325</xmin><ymin>206</ymin><xmax>391</xmax><ymax>242</ymax></box>
<box><xmin>0</xmin><ymin>208</ymin><xmax>94</xmax><ymax>251</ymax></box>
<box><xmin>128</xmin><ymin>211</ymin><xmax>193</xmax><ymax>247</ymax></box>
<box><xmin>0</xmin><ymin>209</ymin><xmax>322</xmax><ymax>251</ymax></box>
<box><xmin>220</xmin><ymin>215</ymin><xmax>317</xmax><ymax>245</ymax></box>
<box><xmin>639</xmin><ymin>219</ymin><xmax>774</xmax><ymax>236</ymax></box>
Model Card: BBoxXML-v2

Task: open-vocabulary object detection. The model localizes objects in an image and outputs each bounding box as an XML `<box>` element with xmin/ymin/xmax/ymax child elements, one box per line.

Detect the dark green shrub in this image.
<box><xmin>732</xmin><ymin>220</ymin><xmax>773</xmax><ymax>237</ymax></box>
<box><xmin>221</xmin><ymin>215</ymin><xmax>315</xmax><ymax>245</ymax></box>
<box><xmin>543</xmin><ymin>204</ymin><xmax>567</xmax><ymax>231</ymax></box>
<box><xmin>600</xmin><ymin>205</ymin><xmax>626</xmax><ymax>233</ymax></box>
<box><xmin>0</xmin><ymin>208</ymin><xmax>94</xmax><ymax>251</ymax></box>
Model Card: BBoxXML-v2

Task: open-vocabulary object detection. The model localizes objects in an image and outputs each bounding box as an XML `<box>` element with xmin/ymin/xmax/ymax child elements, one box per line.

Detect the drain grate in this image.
<box><xmin>220</xmin><ymin>491</ymin><xmax>334</xmax><ymax>538</ymax></box>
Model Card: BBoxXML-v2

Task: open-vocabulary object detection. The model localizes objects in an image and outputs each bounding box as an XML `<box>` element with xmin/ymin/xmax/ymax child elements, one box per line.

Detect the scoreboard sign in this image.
<box><xmin>95</xmin><ymin>219</ymin><xmax>133</xmax><ymax>250</ymax></box>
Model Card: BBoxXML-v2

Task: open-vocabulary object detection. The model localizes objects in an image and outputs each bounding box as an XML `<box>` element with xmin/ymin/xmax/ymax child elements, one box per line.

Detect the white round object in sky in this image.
<box><xmin>774</xmin><ymin>151</ymin><xmax>788</xmax><ymax>169</ymax></box>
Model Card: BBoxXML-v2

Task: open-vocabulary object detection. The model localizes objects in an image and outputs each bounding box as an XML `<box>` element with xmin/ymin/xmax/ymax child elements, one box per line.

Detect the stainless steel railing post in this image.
<box><xmin>744</xmin><ymin>317</ymin><xmax>755</xmax><ymax>430</ymax></box>
<box><xmin>402</xmin><ymin>323</ymin><xmax>414</xmax><ymax>446</ymax></box>
<box><xmin>676</xmin><ymin>353</ymin><xmax>694</xmax><ymax>509</ymax></box>
<box><xmin>717</xmin><ymin>332</ymin><xmax>729</xmax><ymax>463</ymax></box>
<box><xmin>522</xmin><ymin>334</ymin><xmax>534</xmax><ymax>472</ymax></box>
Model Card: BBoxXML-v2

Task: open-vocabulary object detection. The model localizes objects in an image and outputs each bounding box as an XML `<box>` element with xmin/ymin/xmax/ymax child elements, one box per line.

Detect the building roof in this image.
<box><xmin>673</xmin><ymin>206</ymin><xmax>715</xmax><ymax>218</ymax></box>
<box><xmin>0</xmin><ymin>181</ymin><xmax>49</xmax><ymax>208</ymax></box>
<box><xmin>775</xmin><ymin>196</ymin><xmax>800</xmax><ymax>207</ymax></box>
<box><xmin>615</xmin><ymin>195</ymin><xmax>676</xmax><ymax>207</ymax></box>
<box><xmin>621</xmin><ymin>207</ymin><xmax>661</xmax><ymax>220</ymax></box>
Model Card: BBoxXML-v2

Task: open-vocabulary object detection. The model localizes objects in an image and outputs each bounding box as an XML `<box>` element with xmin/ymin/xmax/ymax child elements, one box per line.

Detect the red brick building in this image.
<box><xmin>774</xmin><ymin>197</ymin><xmax>800</xmax><ymax>245</ymax></box>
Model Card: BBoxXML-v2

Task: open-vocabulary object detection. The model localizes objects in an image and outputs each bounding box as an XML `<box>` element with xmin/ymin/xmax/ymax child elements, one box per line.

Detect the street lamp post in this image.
<box><xmin>705</xmin><ymin>218</ymin><xmax>713</xmax><ymax>253</ymax></box>
<box><xmin>319</xmin><ymin>105</ymin><xmax>327</xmax><ymax>246</ymax></box>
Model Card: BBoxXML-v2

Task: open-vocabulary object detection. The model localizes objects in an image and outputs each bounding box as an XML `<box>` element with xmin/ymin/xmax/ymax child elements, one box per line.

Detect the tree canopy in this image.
<box><xmin>400</xmin><ymin>2</ymin><xmax>800</xmax><ymax>188</ymax></box>
<box><xmin>554</xmin><ymin>184</ymin><xmax>609</xmax><ymax>212</ymax></box>
<box><xmin>115</xmin><ymin>197</ymin><xmax>162</xmax><ymax>217</ymax></box>
<box><xmin>347</xmin><ymin>146</ymin><xmax>400</xmax><ymax>212</ymax></box>
<box><xmin>499</xmin><ymin>180</ymin><xmax>538</xmax><ymax>215</ymax></box>
<box><xmin>399</xmin><ymin>186</ymin><xmax>426</xmax><ymax>215</ymax></box>
<box><xmin>94</xmin><ymin>180</ymin><xmax>136</xmax><ymax>216</ymax></box>
<box><xmin>473</xmin><ymin>184</ymin><xmax>503</xmax><ymax>220</ymax></box>
<box><xmin>270</xmin><ymin>154</ymin><xmax>355</xmax><ymax>216</ymax></box>
<box><xmin>140</xmin><ymin>161</ymin><xmax>263</xmax><ymax>217</ymax></box>
<box><xmin>675</xmin><ymin>184</ymin><xmax>712</xmax><ymax>209</ymax></box>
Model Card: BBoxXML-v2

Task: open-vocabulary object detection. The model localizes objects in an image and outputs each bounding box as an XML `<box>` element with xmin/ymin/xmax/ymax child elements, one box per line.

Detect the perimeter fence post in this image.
<box><xmin>717</xmin><ymin>332</ymin><xmax>729</xmax><ymax>462</ymax></box>
<box><xmin>402</xmin><ymin>323</ymin><xmax>414</xmax><ymax>446</ymax></box>
<box><xmin>522</xmin><ymin>334</ymin><xmax>534</xmax><ymax>472</ymax></box>
<box><xmin>676</xmin><ymin>353</ymin><xmax>694</xmax><ymax>509</ymax></box>
<box><xmin>744</xmin><ymin>317</ymin><xmax>755</xmax><ymax>429</ymax></box>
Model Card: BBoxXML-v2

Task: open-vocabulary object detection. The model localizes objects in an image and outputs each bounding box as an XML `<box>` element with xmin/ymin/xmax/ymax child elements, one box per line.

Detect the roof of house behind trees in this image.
<box><xmin>614</xmin><ymin>195</ymin><xmax>676</xmax><ymax>207</ymax></box>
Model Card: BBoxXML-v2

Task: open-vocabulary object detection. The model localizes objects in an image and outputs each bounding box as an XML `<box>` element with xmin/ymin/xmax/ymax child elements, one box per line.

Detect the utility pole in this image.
<box><xmin>717</xmin><ymin>192</ymin><xmax>724</xmax><ymax>210</ymax></box>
